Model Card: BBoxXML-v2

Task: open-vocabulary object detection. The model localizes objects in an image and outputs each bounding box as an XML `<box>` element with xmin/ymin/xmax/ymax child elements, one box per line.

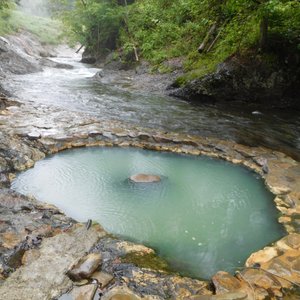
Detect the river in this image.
<box><xmin>4</xmin><ymin>48</ymin><xmax>300</xmax><ymax>160</ymax></box>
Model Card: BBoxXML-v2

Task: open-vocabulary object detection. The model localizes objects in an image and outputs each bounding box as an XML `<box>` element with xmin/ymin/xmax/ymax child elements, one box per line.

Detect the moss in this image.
<box><xmin>174</xmin><ymin>75</ymin><xmax>188</xmax><ymax>87</ymax></box>
<box><xmin>174</xmin><ymin>53</ymin><xmax>220</xmax><ymax>86</ymax></box>
<box><xmin>122</xmin><ymin>251</ymin><xmax>172</xmax><ymax>273</ymax></box>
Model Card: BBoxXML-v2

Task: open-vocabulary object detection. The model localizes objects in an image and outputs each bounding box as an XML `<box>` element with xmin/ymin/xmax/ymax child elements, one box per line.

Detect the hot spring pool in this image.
<box><xmin>12</xmin><ymin>147</ymin><xmax>285</xmax><ymax>279</ymax></box>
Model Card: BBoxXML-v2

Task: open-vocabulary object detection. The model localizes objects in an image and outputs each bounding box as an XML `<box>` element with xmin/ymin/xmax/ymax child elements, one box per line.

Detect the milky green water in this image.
<box><xmin>12</xmin><ymin>147</ymin><xmax>285</xmax><ymax>279</ymax></box>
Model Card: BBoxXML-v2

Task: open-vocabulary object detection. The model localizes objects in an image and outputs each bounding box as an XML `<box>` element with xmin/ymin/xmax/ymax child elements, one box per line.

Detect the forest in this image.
<box><xmin>52</xmin><ymin>0</ymin><xmax>300</xmax><ymax>78</ymax></box>
<box><xmin>0</xmin><ymin>0</ymin><xmax>299</xmax><ymax>83</ymax></box>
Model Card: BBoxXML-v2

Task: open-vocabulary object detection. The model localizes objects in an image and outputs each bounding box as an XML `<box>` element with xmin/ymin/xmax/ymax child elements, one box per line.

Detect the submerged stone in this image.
<box><xmin>129</xmin><ymin>174</ymin><xmax>161</xmax><ymax>183</ymax></box>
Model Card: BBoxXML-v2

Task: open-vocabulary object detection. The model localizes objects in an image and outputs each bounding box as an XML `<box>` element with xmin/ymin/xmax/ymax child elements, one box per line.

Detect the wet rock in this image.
<box><xmin>0</xmin><ymin>33</ymin><xmax>42</xmax><ymax>75</ymax></box>
<box><xmin>40</xmin><ymin>58</ymin><xmax>74</xmax><ymax>69</ymax></box>
<box><xmin>91</xmin><ymin>237</ymin><xmax>212</xmax><ymax>299</ymax></box>
<box><xmin>73</xmin><ymin>279</ymin><xmax>89</xmax><ymax>286</ymax></box>
<box><xmin>70</xmin><ymin>284</ymin><xmax>97</xmax><ymax>300</ymax></box>
<box><xmin>129</xmin><ymin>174</ymin><xmax>161</xmax><ymax>183</ymax></box>
<box><xmin>152</xmin><ymin>135</ymin><xmax>173</xmax><ymax>144</ymax></box>
<box><xmin>169</xmin><ymin>54</ymin><xmax>300</xmax><ymax>109</ymax></box>
<box><xmin>81</xmin><ymin>48</ymin><xmax>96</xmax><ymax>64</ymax></box>
<box><xmin>27</xmin><ymin>131</ymin><xmax>41</xmax><ymax>140</ymax></box>
<box><xmin>239</xmin><ymin>268</ymin><xmax>282</xmax><ymax>292</ymax></box>
<box><xmin>276</xmin><ymin>234</ymin><xmax>300</xmax><ymax>251</ymax></box>
<box><xmin>138</xmin><ymin>133</ymin><xmax>151</xmax><ymax>141</ymax></box>
<box><xmin>212</xmin><ymin>271</ymin><xmax>241</xmax><ymax>294</ymax></box>
<box><xmin>188</xmin><ymin>291</ymin><xmax>248</xmax><ymax>299</ymax></box>
<box><xmin>91</xmin><ymin>271</ymin><xmax>114</xmax><ymax>288</ymax></box>
<box><xmin>0</xmin><ymin>225</ymin><xmax>105</xmax><ymax>300</ymax></box>
<box><xmin>101</xmin><ymin>286</ymin><xmax>141</xmax><ymax>300</ymax></box>
<box><xmin>21</xmin><ymin>249</ymin><xmax>41</xmax><ymax>266</ymax></box>
<box><xmin>269</xmin><ymin>185</ymin><xmax>292</xmax><ymax>196</ymax></box>
<box><xmin>284</xmin><ymin>234</ymin><xmax>300</xmax><ymax>249</ymax></box>
<box><xmin>291</xmin><ymin>257</ymin><xmax>300</xmax><ymax>274</ymax></box>
<box><xmin>258</xmin><ymin>251</ymin><xmax>300</xmax><ymax>290</ymax></box>
<box><xmin>0</xmin><ymin>232</ymin><xmax>22</xmax><ymax>249</ymax></box>
<box><xmin>0</xmin><ymin>190</ymin><xmax>76</xmax><ymax>269</ymax></box>
<box><xmin>288</xmin><ymin>192</ymin><xmax>300</xmax><ymax>207</ymax></box>
<box><xmin>67</xmin><ymin>253</ymin><xmax>102</xmax><ymax>281</ymax></box>
<box><xmin>246</xmin><ymin>247</ymin><xmax>278</xmax><ymax>267</ymax></box>
<box><xmin>94</xmin><ymin>70</ymin><xmax>105</xmax><ymax>79</ymax></box>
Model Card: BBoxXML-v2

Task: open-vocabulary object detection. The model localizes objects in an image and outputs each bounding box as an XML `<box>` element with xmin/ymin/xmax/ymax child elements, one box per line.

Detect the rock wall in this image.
<box><xmin>169</xmin><ymin>54</ymin><xmax>300</xmax><ymax>109</ymax></box>
<box><xmin>0</xmin><ymin>34</ymin><xmax>42</xmax><ymax>76</ymax></box>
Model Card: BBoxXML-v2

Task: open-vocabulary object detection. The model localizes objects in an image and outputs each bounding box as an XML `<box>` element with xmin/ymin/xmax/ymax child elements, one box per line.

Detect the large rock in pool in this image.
<box><xmin>129</xmin><ymin>174</ymin><xmax>161</xmax><ymax>183</ymax></box>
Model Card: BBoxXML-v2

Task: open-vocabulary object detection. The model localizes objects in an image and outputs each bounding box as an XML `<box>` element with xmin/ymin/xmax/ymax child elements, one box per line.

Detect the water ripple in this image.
<box><xmin>12</xmin><ymin>147</ymin><xmax>285</xmax><ymax>279</ymax></box>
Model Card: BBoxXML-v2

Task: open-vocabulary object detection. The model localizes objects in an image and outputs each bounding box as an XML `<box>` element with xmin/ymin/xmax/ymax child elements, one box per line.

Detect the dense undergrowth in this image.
<box><xmin>53</xmin><ymin>0</ymin><xmax>300</xmax><ymax>81</ymax></box>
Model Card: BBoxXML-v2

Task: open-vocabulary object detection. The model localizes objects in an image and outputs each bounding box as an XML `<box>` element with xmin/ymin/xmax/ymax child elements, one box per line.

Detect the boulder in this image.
<box><xmin>129</xmin><ymin>174</ymin><xmax>161</xmax><ymax>183</ymax></box>
<box><xmin>67</xmin><ymin>253</ymin><xmax>102</xmax><ymax>281</ymax></box>
<box><xmin>169</xmin><ymin>54</ymin><xmax>300</xmax><ymax>109</ymax></box>
<box><xmin>212</xmin><ymin>271</ymin><xmax>241</xmax><ymax>294</ymax></box>
<box><xmin>246</xmin><ymin>247</ymin><xmax>278</xmax><ymax>267</ymax></box>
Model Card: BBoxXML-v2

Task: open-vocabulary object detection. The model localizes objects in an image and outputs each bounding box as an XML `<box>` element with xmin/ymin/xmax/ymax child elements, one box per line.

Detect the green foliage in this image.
<box><xmin>8</xmin><ymin>10</ymin><xmax>63</xmax><ymax>44</ymax></box>
<box><xmin>0</xmin><ymin>5</ymin><xmax>63</xmax><ymax>45</ymax></box>
<box><xmin>58</xmin><ymin>0</ymin><xmax>124</xmax><ymax>55</ymax></box>
<box><xmin>0</xmin><ymin>0</ymin><xmax>14</xmax><ymax>10</ymax></box>
<box><xmin>57</xmin><ymin>0</ymin><xmax>300</xmax><ymax>78</ymax></box>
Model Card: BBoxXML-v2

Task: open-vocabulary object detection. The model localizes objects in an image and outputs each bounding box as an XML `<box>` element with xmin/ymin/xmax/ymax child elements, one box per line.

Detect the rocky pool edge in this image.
<box><xmin>0</xmin><ymin>95</ymin><xmax>299</xmax><ymax>299</ymax></box>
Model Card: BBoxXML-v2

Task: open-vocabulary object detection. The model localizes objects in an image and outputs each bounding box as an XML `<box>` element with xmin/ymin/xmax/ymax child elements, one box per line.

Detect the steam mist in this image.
<box><xmin>19</xmin><ymin>0</ymin><xmax>50</xmax><ymax>17</ymax></box>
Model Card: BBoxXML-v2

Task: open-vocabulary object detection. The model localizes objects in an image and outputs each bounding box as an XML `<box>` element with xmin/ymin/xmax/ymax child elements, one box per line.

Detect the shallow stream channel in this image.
<box><xmin>3</xmin><ymin>48</ymin><xmax>300</xmax><ymax>160</ymax></box>
<box><xmin>12</xmin><ymin>147</ymin><xmax>285</xmax><ymax>279</ymax></box>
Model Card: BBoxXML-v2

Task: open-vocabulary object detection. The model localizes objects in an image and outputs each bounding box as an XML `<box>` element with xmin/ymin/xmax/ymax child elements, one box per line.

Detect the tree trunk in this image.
<box><xmin>75</xmin><ymin>45</ymin><xmax>84</xmax><ymax>54</ymax></box>
<box><xmin>198</xmin><ymin>23</ymin><xmax>217</xmax><ymax>53</ymax></box>
<box><xmin>259</xmin><ymin>15</ymin><xmax>268</xmax><ymax>50</ymax></box>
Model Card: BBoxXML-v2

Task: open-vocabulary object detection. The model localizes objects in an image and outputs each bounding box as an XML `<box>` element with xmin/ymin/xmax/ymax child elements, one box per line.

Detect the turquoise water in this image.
<box><xmin>12</xmin><ymin>147</ymin><xmax>285</xmax><ymax>279</ymax></box>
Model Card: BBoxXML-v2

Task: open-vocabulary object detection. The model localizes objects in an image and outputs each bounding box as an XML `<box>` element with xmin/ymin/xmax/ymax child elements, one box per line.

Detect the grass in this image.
<box><xmin>0</xmin><ymin>9</ymin><xmax>63</xmax><ymax>45</ymax></box>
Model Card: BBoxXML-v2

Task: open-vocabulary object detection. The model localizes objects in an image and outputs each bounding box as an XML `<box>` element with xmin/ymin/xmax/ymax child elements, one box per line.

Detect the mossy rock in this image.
<box><xmin>121</xmin><ymin>252</ymin><xmax>171</xmax><ymax>273</ymax></box>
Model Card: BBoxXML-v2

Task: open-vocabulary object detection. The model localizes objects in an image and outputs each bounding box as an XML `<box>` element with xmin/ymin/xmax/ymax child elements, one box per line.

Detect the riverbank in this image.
<box><xmin>93</xmin><ymin>49</ymin><xmax>300</xmax><ymax>111</ymax></box>
<box><xmin>90</xmin><ymin>58</ymin><xmax>300</xmax><ymax>162</ymax></box>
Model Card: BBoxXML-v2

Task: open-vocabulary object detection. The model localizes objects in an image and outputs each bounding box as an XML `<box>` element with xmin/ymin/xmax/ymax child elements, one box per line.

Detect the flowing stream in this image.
<box><xmin>3</xmin><ymin>48</ymin><xmax>300</xmax><ymax>160</ymax></box>
<box><xmin>12</xmin><ymin>147</ymin><xmax>285</xmax><ymax>279</ymax></box>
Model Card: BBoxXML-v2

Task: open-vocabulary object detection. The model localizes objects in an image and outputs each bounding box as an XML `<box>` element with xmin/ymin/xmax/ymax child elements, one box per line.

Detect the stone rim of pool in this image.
<box><xmin>12</xmin><ymin>146</ymin><xmax>286</xmax><ymax>280</ymax></box>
